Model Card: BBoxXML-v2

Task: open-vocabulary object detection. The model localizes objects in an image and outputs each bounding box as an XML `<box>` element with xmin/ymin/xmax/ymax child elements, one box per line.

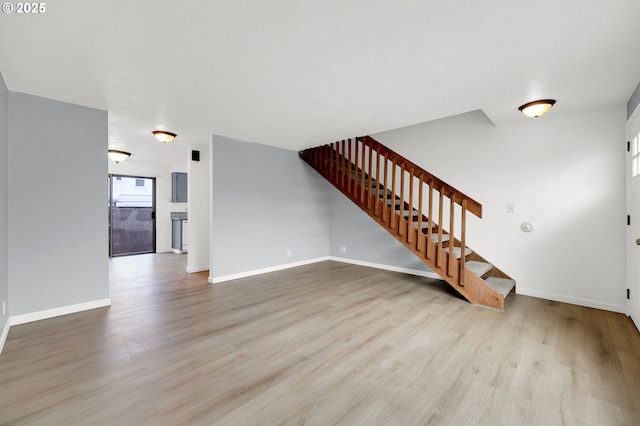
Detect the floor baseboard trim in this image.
<box><xmin>9</xmin><ymin>298</ymin><xmax>112</xmax><ymax>326</ymax></box>
<box><xmin>209</xmin><ymin>257</ymin><xmax>331</xmax><ymax>284</ymax></box>
<box><xmin>517</xmin><ymin>288</ymin><xmax>626</xmax><ymax>314</ymax></box>
<box><xmin>208</xmin><ymin>256</ymin><xmax>441</xmax><ymax>285</ymax></box>
<box><xmin>328</xmin><ymin>256</ymin><xmax>442</xmax><ymax>280</ymax></box>
<box><xmin>0</xmin><ymin>317</ymin><xmax>9</xmax><ymax>355</ymax></box>
<box><xmin>186</xmin><ymin>266</ymin><xmax>209</xmax><ymax>273</ymax></box>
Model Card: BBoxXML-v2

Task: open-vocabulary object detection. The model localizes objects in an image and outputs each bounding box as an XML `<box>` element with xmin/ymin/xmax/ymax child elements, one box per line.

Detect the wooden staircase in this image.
<box><xmin>299</xmin><ymin>135</ymin><xmax>515</xmax><ymax>310</ymax></box>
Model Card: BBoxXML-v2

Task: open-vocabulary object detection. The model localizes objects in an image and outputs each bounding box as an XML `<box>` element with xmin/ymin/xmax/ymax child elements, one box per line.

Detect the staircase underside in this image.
<box><xmin>300</xmin><ymin>139</ymin><xmax>516</xmax><ymax>310</ymax></box>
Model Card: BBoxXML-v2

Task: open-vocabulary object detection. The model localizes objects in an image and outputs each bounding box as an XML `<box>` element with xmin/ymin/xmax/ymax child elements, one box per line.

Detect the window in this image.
<box><xmin>135</xmin><ymin>179</ymin><xmax>145</xmax><ymax>187</ymax></box>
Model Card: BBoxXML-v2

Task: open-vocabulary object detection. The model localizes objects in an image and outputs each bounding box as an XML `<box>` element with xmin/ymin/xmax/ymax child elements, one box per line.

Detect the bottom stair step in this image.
<box><xmin>465</xmin><ymin>261</ymin><xmax>493</xmax><ymax>277</ymax></box>
<box><xmin>485</xmin><ymin>277</ymin><xmax>516</xmax><ymax>298</ymax></box>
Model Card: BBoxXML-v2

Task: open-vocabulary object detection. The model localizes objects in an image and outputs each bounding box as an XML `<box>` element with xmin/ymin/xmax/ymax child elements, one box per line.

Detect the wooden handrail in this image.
<box><xmin>298</xmin><ymin>136</ymin><xmax>513</xmax><ymax>310</ymax></box>
<box><xmin>299</xmin><ymin>136</ymin><xmax>483</xmax><ymax>295</ymax></box>
<box><xmin>358</xmin><ymin>135</ymin><xmax>482</xmax><ymax>218</ymax></box>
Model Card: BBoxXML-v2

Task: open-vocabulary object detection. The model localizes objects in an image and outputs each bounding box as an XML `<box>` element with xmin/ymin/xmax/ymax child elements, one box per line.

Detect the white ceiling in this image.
<box><xmin>1</xmin><ymin>0</ymin><xmax>640</xmax><ymax>163</ymax></box>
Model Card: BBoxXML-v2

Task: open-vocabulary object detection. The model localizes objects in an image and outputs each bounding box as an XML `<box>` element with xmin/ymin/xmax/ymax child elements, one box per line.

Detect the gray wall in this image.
<box><xmin>211</xmin><ymin>135</ymin><xmax>330</xmax><ymax>279</ymax></box>
<box><xmin>329</xmin><ymin>191</ymin><xmax>435</xmax><ymax>275</ymax></box>
<box><xmin>628</xmin><ymin>80</ymin><xmax>640</xmax><ymax>119</ymax></box>
<box><xmin>8</xmin><ymin>93</ymin><xmax>109</xmax><ymax>316</ymax></box>
<box><xmin>0</xmin><ymin>70</ymin><xmax>8</xmax><ymax>328</ymax></box>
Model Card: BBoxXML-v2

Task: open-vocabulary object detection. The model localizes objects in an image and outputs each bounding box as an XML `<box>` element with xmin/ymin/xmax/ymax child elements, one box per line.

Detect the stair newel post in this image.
<box><xmin>353</xmin><ymin>139</ymin><xmax>359</xmax><ymax>196</ymax></box>
<box><xmin>360</xmin><ymin>142</ymin><xmax>366</xmax><ymax>204</ymax></box>
<box><xmin>427</xmin><ymin>180</ymin><xmax>434</xmax><ymax>260</ymax></box>
<box><xmin>408</xmin><ymin>168</ymin><xmax>414</xmax><ymax>244</ymax></box>
<box><xmin>335</xmin><ymin>141</ymin><xmax>340</xmax><ymax>185</ymax></box>
<box><xmin>375</xmin><ymin>149</ymin><xmax>381</xmax><ymax>216</ymax></box>
<box><xmin>398</xmin><ymin>162</ymin><xmax>405</xmax><ymax>236</ymax></box>
<box><xmin>448</xmin><ymin>194</ymin><xmax>456</xmax><ymax>278</ymax></box>
<box><xmin>341</xmin><ymin>139</ymin><xmax>347</xmax><ymax>189</ymax></box>
<box><xmin>417</xmin><ymin>175</ymin><xmax>423</xmax><ymax>252</ymax></box>
<box><xmin>460</xmin><ymin>199</ymin><xmax>467</xmax><ymax>286</ymax></box>
<box><xmin>390</xmin><ymin>159</ymin><xmax>397</xmax><ymax>229</ymax></box>
<box><xmin>353</xmin><ymin>139</ymin><xmax>362</xmax><ymax>196</ymax></box>
<box><xmin>327</xmin><ymin>144</ymin><xmax>332</xmax><ymax>179</ymax></box>
<box><xmin>437</xmin><ymin>188</ymin><xmax>444</xmax><ymax>268</ymax></box>
<box><xmin>347</xmin><ymin>139</ymin><xmax>352</xmax><ymax>194</ymax></box>
<box><xmin>336</xmin><ymin>142</ymin><xmax>340</xmax><ymax>182</ymax></box>
<box><xmin>328</xmin><ymin>143</ymin><xmax>332</xmax><ymax>181</ymax></box>
<box><xmin>325</xmin><ymin>145</ymin><xmax>329</xmax><ymax>173</ymax></box>
<box><xmin>367</xmin><ymin>143</ymin><xmax>373</xmax><ymax>209</ymax></box>
<box><xmin>383</xmin><ymin>153</ymin><xmax>389</xmax><ymax>223</ymax></box>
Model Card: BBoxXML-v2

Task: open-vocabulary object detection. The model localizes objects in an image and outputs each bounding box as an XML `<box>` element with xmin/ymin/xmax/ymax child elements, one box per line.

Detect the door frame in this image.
<box><xmin>626</xmin><ymin>106</ymin><xmax>640</xmax><ymax>330</ymax></box>
<box><xmin>108</xmin><ymin>174</ymin><xmax>157</xmax><ymax>257</ymax></box>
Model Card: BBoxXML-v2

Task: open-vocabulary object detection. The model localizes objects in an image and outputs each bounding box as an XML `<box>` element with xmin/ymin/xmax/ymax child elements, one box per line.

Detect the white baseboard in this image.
<box><xmin>208</xmin><ymin>256</ymin><xmax>441</xmax><ymax>284</ymax></box>
<box><xmin>209</xmin><ymin>256</ymin><xmax>331</xmax><ymax>284</ymax></box>
<box><xmin>186</xmin><ymin>266</ymin><xmax>209</xmax><ymax>273</ymax></box>
<box><xmin>207</xmin><ymin>256</ymin><xmax>627</xmax><ymax>315</ymax></box>
<box><xmin>0</xmin><ymin>317</ymin><xmax>9</xmax><ymax>355</ymax></box>
<box><xmin>328</xmin><ymin>256</ymin><xmax>442</xmax><ymax>280</ymax></box>
<box><xmin>10</xmin><ymin>298</ymin><xmax>112</xmax><ymax>326</ymax></box>
<box><xmin>516</xmin><ymin>288</ymin><xmax>626</xmax><ymax>314</ymax></box>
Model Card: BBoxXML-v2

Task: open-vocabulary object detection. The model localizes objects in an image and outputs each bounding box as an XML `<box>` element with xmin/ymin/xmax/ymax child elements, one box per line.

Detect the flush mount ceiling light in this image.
<box><xmin>518</xmin><ymin>99</ymin><xmax>556</xmax><ymax>118</ymax></box>
<box><xmin>108</xmin><ymin>149</ymin><xmax>131</xmax><ymax>164</ymax></box>
<box><xmin>152</xmin><ymin>130</ymin><xmax>177</xmax><ymax>143</ymax></box>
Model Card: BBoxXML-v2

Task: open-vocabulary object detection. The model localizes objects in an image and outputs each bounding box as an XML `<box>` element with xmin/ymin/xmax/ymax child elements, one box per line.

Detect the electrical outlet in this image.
<box><xmin>507</xmin><ymin>203</ymin><xmax>515</xmax><ymax>214</ymax></box>
<box><xmin>287</xmin><ymin>250</ymin><xmax>292</xmax><ymax>258</ymax></box>
<box><xmin>339</xmin><ymin>246</ymin><xmax>347</xmax><ymax>253</ymax></box>
<box><xmin>2</xmin><ymin>300</ymin><xmax>5</xmax><ymax>316</ymax></box>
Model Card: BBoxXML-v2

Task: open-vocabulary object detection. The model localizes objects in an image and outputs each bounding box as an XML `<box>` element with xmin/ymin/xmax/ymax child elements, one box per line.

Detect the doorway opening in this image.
<box><xmin>109</xmin><ymin>174</ymin><xmax>156</xmax><ymax>257</ymax></box>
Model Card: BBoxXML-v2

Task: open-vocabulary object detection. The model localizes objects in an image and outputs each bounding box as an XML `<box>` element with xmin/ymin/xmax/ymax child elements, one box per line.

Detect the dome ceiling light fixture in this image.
<box><xmin>152</xmin><ymin>130</ymin><xmax>177</xmax><ymax>143</ymax></box>
<box><xmin>518</xmin><ymin>99</ymin><xmax>556</xmax><ymax>118</ymax></box>
<box><xmin>108</xmin><ymin>149</ymin><xmax>131</xmax><ymax>164</ymax></box>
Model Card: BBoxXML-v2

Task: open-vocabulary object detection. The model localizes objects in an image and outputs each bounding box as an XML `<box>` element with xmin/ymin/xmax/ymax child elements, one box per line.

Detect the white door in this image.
<box><xmin>627</xmin><ymin>110</ymin><xmax>640</xmax><ymax>331</ymax></box>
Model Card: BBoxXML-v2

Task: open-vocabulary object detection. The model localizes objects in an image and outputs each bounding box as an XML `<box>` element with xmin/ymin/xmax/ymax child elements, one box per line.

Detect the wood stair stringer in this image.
<box><xmin>299</xmin><ymin>140</ymin><xmax>516</xmax><ymax>310</ymax></box>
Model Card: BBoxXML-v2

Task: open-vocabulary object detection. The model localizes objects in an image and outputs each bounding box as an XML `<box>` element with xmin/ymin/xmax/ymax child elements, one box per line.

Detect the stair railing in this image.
<box><xmin>301</xmin><ymin>135</ymin><xmax>483</xmax><ymax>288</ymax></box>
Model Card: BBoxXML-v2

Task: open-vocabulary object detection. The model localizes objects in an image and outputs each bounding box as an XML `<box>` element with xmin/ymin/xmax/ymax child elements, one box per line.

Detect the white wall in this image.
<box><xmin>187</xmin><ymin>143</ymin><xmax>210</xmax><ymax>273</ymax></box>
<box><xmin>373</xmin><ymin>106</ymin><xmax>627</xmax><ymax>312</ymax></box>
<box><xmin>8</xmin><ymin>93</ymin><xmax>110</xmax><ymax>317</ymax></box>
<box><xmin>109</xmin><ymin>159</ymin><xmax>187</xmax><ymax>253</ymax></box>
<box><xmin>0</xmin><ymin>70</ymin><xmax>9</xmax><ymax>349</ymax></box>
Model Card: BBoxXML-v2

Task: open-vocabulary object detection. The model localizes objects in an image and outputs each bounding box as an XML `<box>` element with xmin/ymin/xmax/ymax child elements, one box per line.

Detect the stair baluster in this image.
<box><xmin>299</xmin><ymin>135</ymin><xmax>515</xmax><ymax>310</ymax></box>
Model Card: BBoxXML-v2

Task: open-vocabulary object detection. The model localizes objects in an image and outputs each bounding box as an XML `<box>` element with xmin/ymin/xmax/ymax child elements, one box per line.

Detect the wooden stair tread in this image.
<box><xmin>300</xmin><ymin>137</ymin><xmax>516</xmax><ymax>311</ymax></box>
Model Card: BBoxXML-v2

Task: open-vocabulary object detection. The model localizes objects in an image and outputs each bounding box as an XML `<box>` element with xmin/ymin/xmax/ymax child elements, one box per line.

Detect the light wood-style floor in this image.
<box><xmin>1</xmin><ymin>254</ymin><xmax>640</xmax><ymax>425</ymax></box>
